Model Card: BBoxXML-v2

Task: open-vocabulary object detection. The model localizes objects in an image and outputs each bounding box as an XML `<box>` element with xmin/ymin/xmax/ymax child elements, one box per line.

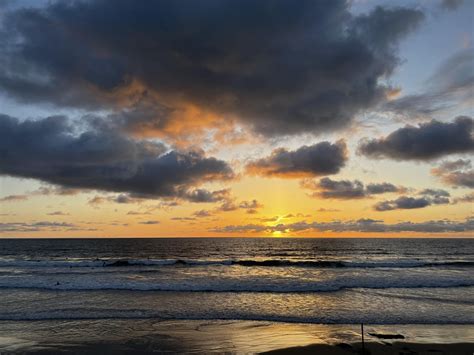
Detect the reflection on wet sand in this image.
<box><xmin>0</xmin><ymin>320</ymin><xmax>473</xmax><ymax>353</ymax></box>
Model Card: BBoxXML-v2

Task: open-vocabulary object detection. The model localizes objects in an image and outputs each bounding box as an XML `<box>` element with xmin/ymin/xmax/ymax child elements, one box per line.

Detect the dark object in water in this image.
<box><xmin>107</xmin><ymin>260</ymin><xmax>131</xmax><ymax>267</ymax></box>
<box><xmin>368</xmin><ymin>332</ymin><xmax>405</xmax><ymax>339</ymax></box>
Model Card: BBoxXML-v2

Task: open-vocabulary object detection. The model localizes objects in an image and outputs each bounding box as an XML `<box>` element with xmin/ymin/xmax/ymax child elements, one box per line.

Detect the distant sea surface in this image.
<box><xmin>0</xmin><ymin>238</ymin><xmax>473</xmax><ymax>324</ymax></box>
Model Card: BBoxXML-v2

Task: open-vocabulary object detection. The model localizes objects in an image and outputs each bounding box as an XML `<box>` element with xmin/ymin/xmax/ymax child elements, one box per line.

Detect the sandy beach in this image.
<box><xmin>1</xmin><ymin>320</ymin><xmax>473</xmax><ymax>354</ymax></box>
<box><xmin>7</xmin><ymin>340</ymin><xmax>474</xmax><ymax>354</ymax></box>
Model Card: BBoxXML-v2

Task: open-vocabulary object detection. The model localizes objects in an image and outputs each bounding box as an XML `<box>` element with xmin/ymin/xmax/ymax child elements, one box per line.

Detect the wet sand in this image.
<box><xmin>14</xmin><ymin>341</ymin><xmax>474</xmax><ymax>354</ymax></box>
<box><xmin>0</xmin><ymin>320</ymin><xmax>473</xmax><ymax>353</ymax></box>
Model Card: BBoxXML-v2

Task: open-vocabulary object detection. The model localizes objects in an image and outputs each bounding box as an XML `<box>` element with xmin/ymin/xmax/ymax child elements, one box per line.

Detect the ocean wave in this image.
<box><xmin>1</xmin><ymin>312</ymin><xmax>473</xmax><ymax>324</ymax></box>
<box><xmin>0</xmin><ymin>279</ymin><xmax>472</xmax><ymax>293</ymax></box>
<box><xmin>0</xmin><ymin>258</ymin><xmax>473</xmax><ymax>269</ymax></box>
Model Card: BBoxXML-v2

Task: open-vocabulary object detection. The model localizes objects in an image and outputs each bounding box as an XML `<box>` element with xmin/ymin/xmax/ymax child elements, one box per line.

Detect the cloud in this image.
<box><xmin>440</xmin><ymin>0</ymin><xmax>464</xmax><ymax>10</ymax></box>
<box><xmin>0</xmin><ymin>185</ymin><xmax>81</xmax><ymax>204</ymax></box>
<box><xmin>197</xmin><ymin>198</ymin><xmax>262</xmax><ymax>216</ymax></box>
<box><xmin>127</xmin><ymin>211</ymin><xmax>151</xmax><ymax>216</ymax></box>
<box><xmin>383</xmin><ymin>49</ymin><xmax>473</xmax><ymax>117</ymax></box>
<box><xmin>171</xmin><ymin>217</ymin><xmax>196</xmax><ymax>221</ymax></box>
<box><xmin>245</xmin><ymin>209</ymin><xmax>259</xmax><ymax>215</ymax></box>
<box><xmin>0</xmin><ymin>1</ymin><xmax>423</xmax><ymax>138</ymax></box>
<box><xmin>181</xmin><ymin>188</ymin><xmax>231</xmax><ymax>203</ymax></box>
<box><xmin>213</xmin><ymin>198</ymin><xmax>264</xmax><ymax>214</ymax></box>
<box><xmin>0</xmin><ymin>194</ymin><xmax>28</xmax><ymax>202</ymax></box>
<box><xmin>374</xmin><ymin>189</ymin><xmax>450</xmax><ymax>211</ymax></box>
<box><xmin>436</xmin><ymin>171</ymin><xmax>474</xmax><ymax>189</ymax></box>
<box><xmin>88</xmin><ymin>196</ymin><xmax>107</xmax><ymax>206</ymax></box>
<box><xmin>33</xmin><ymin>186</ymin><xmax>81</xmax><ymax>196</ymax></box>
<box><xmin>193</xmin><ymin>210</ymin><xmax>213</xmax><ymax>218</ymax></box>
<box><xmin>256</xmin><ymin>214</ymin><xmax>300</xmax><ymax>222</ymax></box>
<box><xmin>114</xmin><ymin>194</ymin><xmax>138</xmax><ymax>204</ymax></box>
<box><xmin>88</xmin><ymin>194</ymin><xmax>142</xmax><ymax>206</ymax></box>
<box><xmin>239</xmin><ymin>200</ymin><xmax>263</xmax><ymax>210</ymax></box>
<box><xmin>374</xmin><ymin>196</ymin><xmax>431</xmax><ymax>211</ymax></box>
<box><xmin>0</xmin><ymin>114</ymin><xmax>234</xmax><ymax>200</ymax></box>
<box><xmin>211</xmin><ymin>217</ymin><xmax>474</xmax><ymax>234</ymax></box>
<box><xmin>434</xmin><ymin>159</ymin><xmax>472</xmax><ymax>171</ymax></box>
<box><xmin>0</xmin><ymin>221</ymin><xmax>97</xmax><ymax>233</ymax></box>
<box><xmin>419</xmin><ymin>189</ymin><xmax>450</xmax><ymax>197</ymax></box>
<box><xmin>453</xmin><ymin>192</ymin><xmax>474</xmax><ymax>204</ymax></box>
<box><xmin>366</xmin><ymin>182</ymin><xmax>401</xmax><ymax>194</ymax></box>
<box><xmin>358</xmin><ymin>116</ymin><xmax>474</xmax><ymax>160</ymax></box>
<box><xmin>237</xmin><ymin>199</ymin><xmax>264</xmax><ymax>214</ymax></box>
<box><xmin>246</xmin><ymin>141</ymin><xmax>347</xmax><ymax>178</ymax></box>
<box><xmin>138</xmin><ymin>220</ymin><xmax>160</xmax><ymax>225</ymax></box>
<box><xmin>316</xmin><ymin>208</ymin><xmax>341</xmax><ymax>212</ymax></box>
<box><xmin>431</xmin><ymin>159</ymin><xmax>474</xmax><ymax>189</ymax></box>
<box><xmin>152</xmin><ymin>201</ymin><xmax>181</xmax><ymax>211</ymax></box>
<box><xmin>46</xmin><ymin>211</ymin><xmax>69</xmax><ymax>216</ymax></box>
<box><xmin>308</xmin><ymin>177</ymin><xmax>365</xmax><ymax>199</ymax></box>
<box><xmin>302</xmin><ymin>177</ymin><xmax>404</xmax><ymax>199</ymax></box>
<box><xmin>258</xmin><ymin>216</ymin><xmax>280</xmax><ymax>223</ymax></box>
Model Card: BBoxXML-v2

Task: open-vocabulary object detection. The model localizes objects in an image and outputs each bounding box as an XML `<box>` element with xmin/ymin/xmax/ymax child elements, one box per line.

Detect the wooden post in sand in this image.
<box><xmin>361</xmin><ymin>323</ymin><xmax>365</xmax><ymax>352</ymax></box>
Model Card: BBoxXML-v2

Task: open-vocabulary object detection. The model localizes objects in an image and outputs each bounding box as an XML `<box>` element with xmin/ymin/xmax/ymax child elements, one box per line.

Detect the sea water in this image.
<box><xmin>0</xmin><ymin>238</ymin><xmax>473</xmax><ymax>324</ymax></box>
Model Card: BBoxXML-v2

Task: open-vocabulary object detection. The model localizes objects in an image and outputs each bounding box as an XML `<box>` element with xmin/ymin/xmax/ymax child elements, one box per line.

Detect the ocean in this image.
<box><xmin>0</xmin><ymin>238</ymin><xmax>473</xmax><ymax>352</ymax></box>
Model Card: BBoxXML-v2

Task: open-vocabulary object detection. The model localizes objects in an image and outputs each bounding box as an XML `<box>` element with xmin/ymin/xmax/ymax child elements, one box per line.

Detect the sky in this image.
<box><xmin>0</xmin><ymin>0</ymin><xmax>473</xmax><ymax>238</ymax></box>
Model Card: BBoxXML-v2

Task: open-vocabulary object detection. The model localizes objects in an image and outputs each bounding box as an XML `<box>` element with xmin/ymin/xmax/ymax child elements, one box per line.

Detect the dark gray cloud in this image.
<box><xmin>114</xmin><ymin>194</ymin><xmax>139</xmax><ymax>204</ymax></box>
<box><xmin>374</xmin><ymin>189</ymin><xmax>451</xmax><ymax>211</ymax></box>
<box><xmin>383</xmin><ymin>49</ymin><xmax>473</xmax><ymax>116</ymax></box>
<box><xmin>302</xmin><ymin>177</ymin><xmax>404</xmax><ymax>199</ymax></box>
<box><xmin>366</xmin><ymin>182</ymin><xmax>400</xmax><ymax>194</ymax></box>
<box><xmin>214</xmin><ymin>199</ymin><xmax>264</xmax><ymax>214</ymax></box>
<box><xmin>374</xmin><ymin>196</ymin><xmax>432</xmax><ymax>211</ymax></box>
<box><xmin>313</xmin><ymin>178</ymin><xmax>366</xmax><ymax>199</ymax></box>
<box><xmin>358</xmin><ymin>116</ymin><xmax>474</xmax><ymax>160</ymax></box>
<box><xmin>180</xmin><ymin>188</ymin><xmax>231</xmax><ymax>203</ymax></box>
<box><xmin>212</xmin><ymin>217</ymin><xmax>474</xmax><ymax>234</ymax></box>
<box><xmin>0</xmin><ymin>114</ymin><xmax>234</xmax><ymax>200</ymax></box>
<box><xmin>0</xmin><ymin>1</ymin><xmax>423</xmax><ymax>137</ymax></box>
<box><xmin>87</xmin><ymin>194</ymin><xmax>144</xmax><ymax>205</ymax></box>
<box><xmin>246</xmin><ymin>141</ymin><xmax>347</xmax><ymax>178</ymax></box>
<box><xmin>419</xmin><ymin>189</ymin><xmax>451</xmax><ymax>205</ymax></box>
<box><xmin>431</xmin><ymin>159</ymin><xmax>474</xmax><ymax>189</ymax></box>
